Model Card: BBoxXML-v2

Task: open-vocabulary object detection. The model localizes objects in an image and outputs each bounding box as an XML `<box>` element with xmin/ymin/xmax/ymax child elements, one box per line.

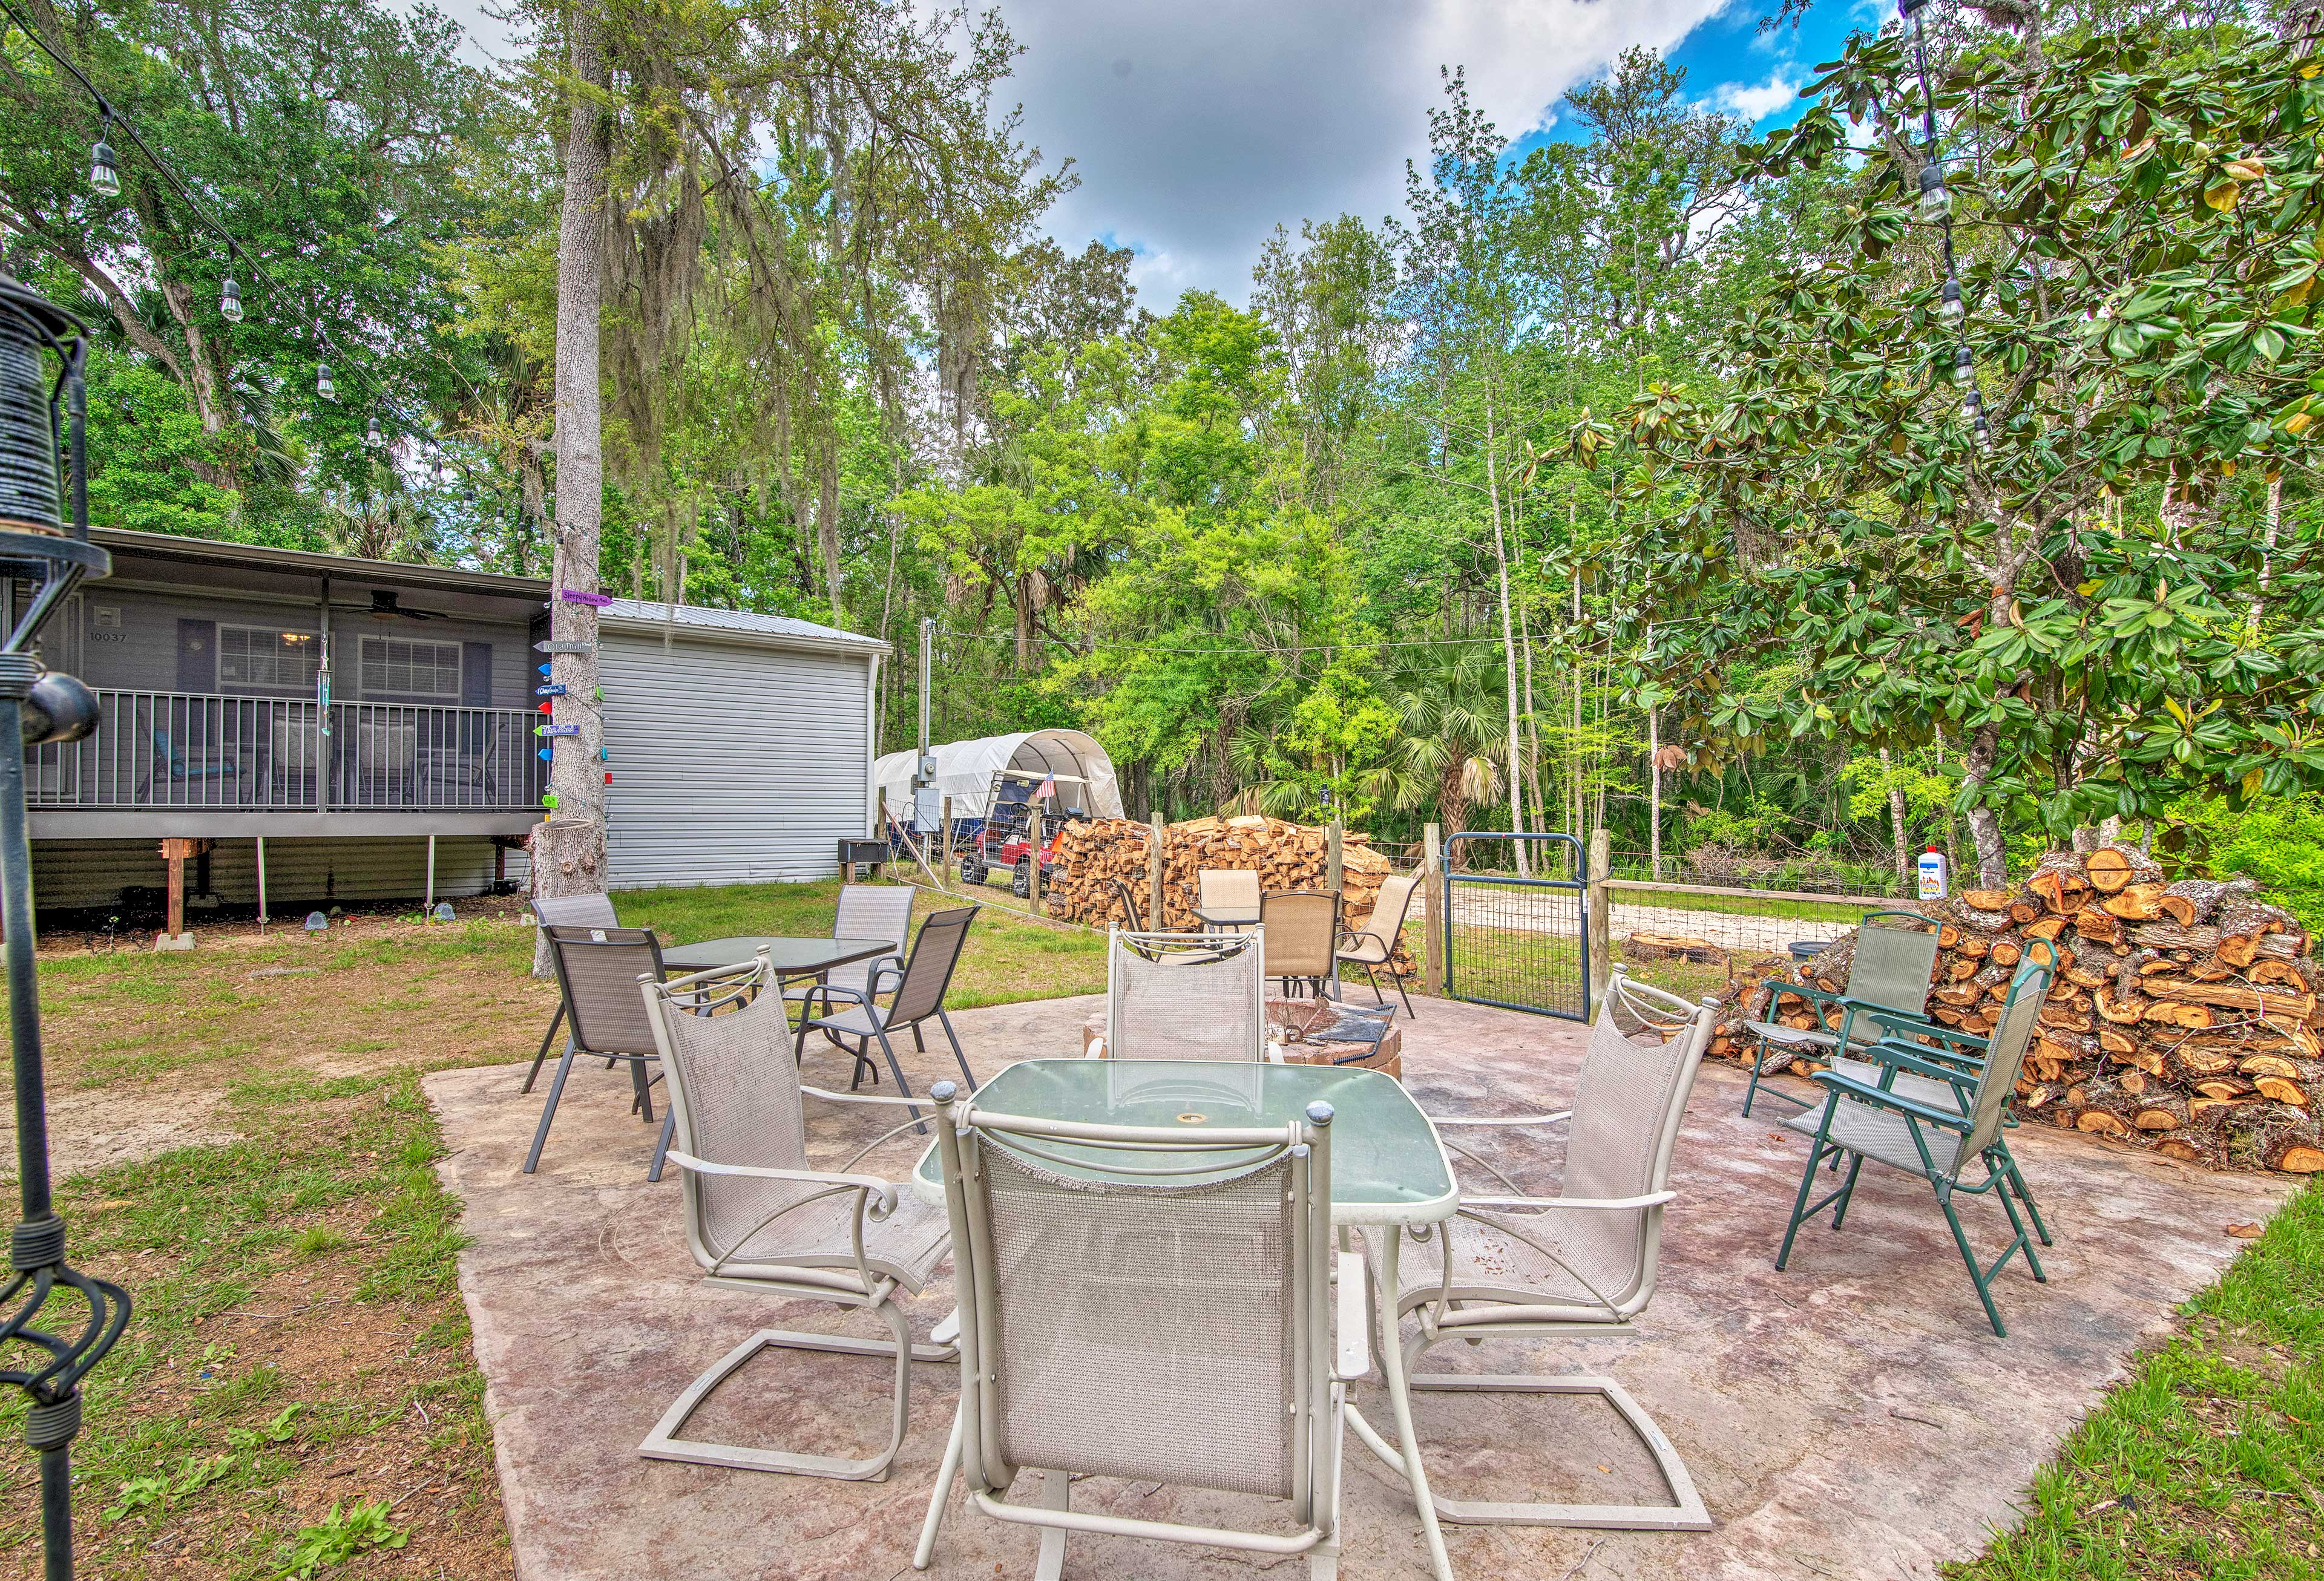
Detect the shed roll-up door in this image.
<box><xmin>597</xmin><ymin>630</ymin><xmax>872</xmax><ymax>888</ymax></box>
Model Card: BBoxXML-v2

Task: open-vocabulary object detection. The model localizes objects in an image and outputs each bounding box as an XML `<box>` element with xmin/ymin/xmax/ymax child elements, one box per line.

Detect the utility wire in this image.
<box><xmin>0</xmin><ymin>0</ymin><xmax>470</xmax><ymax>445</ymax></box>
<box><xmin>937</xmin><ymin>626</ymin><xmax>1642</xmax><ymax>658</ymax></box>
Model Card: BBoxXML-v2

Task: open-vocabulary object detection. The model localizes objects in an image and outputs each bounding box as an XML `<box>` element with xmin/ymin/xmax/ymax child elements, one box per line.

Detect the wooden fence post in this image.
<box><xmin>1325</xmin><ymin>818</ymin><xmax>1344</xmax><ymax>897</ymax></box>
<box><xmin>1029</xmin><ymin>807</ymin><xmax>1045</xmax><ymax>915</ymax></box>
<box><xmin>1147</xmin><ymin>811</ymin><xmax>1166</xmax><ymax>931</ymax></box>
<box><xmin>940</xmin><ymin>796</ymin><xmax>954</xmax><ymax>892</ymax></box>
<box><xmin>1587</xmin><ymin>826</ymin><xmax>1612</xmax><ymax>1016</ymax></box>
<box><xmin>1421</xmin><ymin>822</ymin><xmax>1445</xmax><ymax>998</ymax></box>
<box><xmin>873</xmin><ymin>788</ymin><xmax>888</xmax><ymax>881</ymax></box>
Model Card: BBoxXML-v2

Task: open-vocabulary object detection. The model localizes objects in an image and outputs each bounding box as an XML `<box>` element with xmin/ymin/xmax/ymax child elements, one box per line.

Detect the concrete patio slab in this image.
<box><xmin>427</xmin><ymin>991</ymin><xmax>2295</xmax><ymax>1581</ymax></box>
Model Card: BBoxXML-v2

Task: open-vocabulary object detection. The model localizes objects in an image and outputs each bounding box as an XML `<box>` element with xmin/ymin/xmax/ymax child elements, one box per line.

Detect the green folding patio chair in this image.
<box><xmin>1773</xmin><ymin>952</ymin><xmax>2053</xmax><ymax>1337</ymax></box>
<box><xmin>1742</xmin><ymin>910</ymin><xmax>1938</xmax><ymax>1117</ymax></box>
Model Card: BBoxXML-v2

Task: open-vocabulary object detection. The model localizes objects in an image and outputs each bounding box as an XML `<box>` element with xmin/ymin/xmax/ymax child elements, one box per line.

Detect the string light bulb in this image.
<box><xmin>219</xmin><ymin>275</ymin><xmax>242</xmax><ymax>323</ymax></box>
<box><xmin>1917</xmin><ymin>162</ymin><xmax>1951</xmax><ymax>221</ymax></box>
<box><xmin>366</xmin><ymin>416</ymin><xmax>382</xmax><ymax>447</ymax></box>
<box><xmin>1938</xmin><ymin>277</ymin><xmax>1965</xmax><ymax>327</ymax></box>
<box><xmin>315</xmin><ymin>362</ymin><xmax>335</xmax><ymax>401</ymax></box>
<box><xmin>1952</xmin><ymin>345</ymin><xmax>1974</xmax><ymax>386</ymax></box>
<box><xmin>88</xmin><ymin>114</ymin><xmax>120</xmax><ymax>198</ymax></box>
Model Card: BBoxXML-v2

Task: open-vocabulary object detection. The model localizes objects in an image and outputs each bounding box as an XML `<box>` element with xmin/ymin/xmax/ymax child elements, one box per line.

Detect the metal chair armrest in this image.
<box><xmin>1460</xmin><ymin>1190</ymin><xmax>1678</xmax><ymax>1213</ymax></box>
<box><xmin>661</xmin><ymin>1151</ymin><xmax>899</xmax><ymax>1214</ymax></box>
<box><xmin>1868</xmin><ymin>1009</ymin><xmax>1990</xmax><ymax>1050</ymax></box>
<box><xmin>799</xmin><ymin>1084</ymin><xmax>937</xmax><ymax>1111</ymax></box>
<box><xmin>1856</xmin><ymin>1043</ymin><xmax>1980</xmax><ymax>1089</ymax></box>
<box><xmin>1809</xmin><ymin>1069</ymin><xmax>1973</xmax><ymax>1130</ymax></box>
<box><xmin>1430</xmin><ymin>1109</ymin><xmax>1572</xmax><ymax>1128</ymax></box>
<box><xmin>1083</xmin><ymin>1034</ymin><xmax>1107</xmax><ymax>1059</ymax></box>
<box><xmin>1334</xmin><ymin>1249</ymin><xmax>1370</xmax><ymax>1381</ymax></box>
<box><xmin>865</xmin><ymin>955</ymin><xmax>907</xmax><ymax>997</ymax></box>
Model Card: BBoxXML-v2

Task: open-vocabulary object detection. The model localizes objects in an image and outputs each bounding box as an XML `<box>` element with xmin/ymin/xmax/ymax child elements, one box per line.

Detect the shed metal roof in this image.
<box><xmin>600</xmin><ymin>598</ymin><xmax>887</xmax><ymax>654</ymax></box>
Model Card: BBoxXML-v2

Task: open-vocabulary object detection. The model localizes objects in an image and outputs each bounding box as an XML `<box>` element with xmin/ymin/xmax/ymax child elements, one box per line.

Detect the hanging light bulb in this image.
<box><xmin>88</xmin><ymin>114</ymin><xmax>120</xmax><ymax>198</ymax></box>
<box><xmin>1952</xmin><ymin>345</ymin><xmax>1974</xmax><ymax>386</ymax></box>
<box><xmin>219</xmin><ymin>275</ymin><xmax>243</xmax><ymax>323</ymax></box>
<box><xmin>1917</xmin><ymin>162</ymin><xmax>1951</xmax><ymax>221</ymax></box>
<box><xmin>1938</xmin><ymin>277</ymin><xmax>1965</xmax><ymax>327</ymax></box>
<box><xmin>1973</xmin><ymin>413</ymin><xmax>1994</xmax><ymax>454</ymax></box>
<box><xmin>367</xmin><ymin>416</ymin><xmax>382</xmax><ymax>447</ymax></box>
<box><xmin>315</xmin><ymin>362</ymin><xmax>335</xmax><ymax>401</ymax></box>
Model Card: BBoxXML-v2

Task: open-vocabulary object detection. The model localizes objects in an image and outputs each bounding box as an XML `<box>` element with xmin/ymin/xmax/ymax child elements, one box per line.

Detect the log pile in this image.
<box><xmin>1707</xmin><ymin>846</ymin><xmax>2324</xmax><ymax>1174</ymax></box>
<box><xmin>1045</xmin><ymin>814</ymin><xmax>1416</xmax><ymax>973</ymax></box>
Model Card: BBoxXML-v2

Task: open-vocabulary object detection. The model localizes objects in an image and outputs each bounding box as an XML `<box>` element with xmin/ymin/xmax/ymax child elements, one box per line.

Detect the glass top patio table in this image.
<box><xmin>659</xmin><ymin>935</ymin><xmax>895</xmax><ymax>977</ymax></box>
<box><xmin>910</xmin><ymin>1058</ymin><xmax>1457</xmax><ymax>1226</ymax></box>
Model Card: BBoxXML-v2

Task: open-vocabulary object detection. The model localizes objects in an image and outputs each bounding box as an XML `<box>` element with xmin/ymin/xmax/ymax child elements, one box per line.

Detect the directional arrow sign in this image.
<box><xmin>536</xmin><ymin>724</ymin><xmax>580</xmax><ymax>738</ymax></box>
<box><xmin>533</xmin><ymin>640</ymin><xmax>596</xmax><ymax>655</ymax></box>
<box><xmin>535</xmin><ymin>684</ymin><xmax>566</xmax><ymax>698</ymax></box>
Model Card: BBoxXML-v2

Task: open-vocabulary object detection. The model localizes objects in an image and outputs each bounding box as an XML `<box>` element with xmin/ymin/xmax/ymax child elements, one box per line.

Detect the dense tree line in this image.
<box><xmin>3</xmin><ymin>0</ymin><xmax>2317</xmax><ymax>889</ymax></box>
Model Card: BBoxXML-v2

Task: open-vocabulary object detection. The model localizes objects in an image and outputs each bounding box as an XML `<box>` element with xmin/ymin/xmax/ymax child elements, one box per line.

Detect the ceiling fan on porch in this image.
<box><xmin>366</xmin><ymin>589</ymin><xmax>449</xmax><ymax>621</ymax></box>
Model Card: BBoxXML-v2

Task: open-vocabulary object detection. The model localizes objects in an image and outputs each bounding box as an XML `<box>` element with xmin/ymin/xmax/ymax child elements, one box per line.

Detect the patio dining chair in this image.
<box><xmin>1198</xmin><ymin>868</ymin><xmax>1261</xmax><ymax>931</ymax></box>
<box><xmin>525</xmin><ymin>923</ymin><xmax>752</xmax><ymax>1180</ymax></box>
<box><xmin>1742</xmin><ymin>910</ymin><xmax>1938</xmax><ymax>1117</ymax></box>
<box><xmin>1263</xmin><ymin>890</ymin><xmax>1342</xmax><ymax>1001</ymax></box>
<box><xmin>1083</xmin><ymin>926</ymin><xmax>1267</xmax><ymax>1061</ymax></box>
<box><xmin>1358</xmin><ymin>965</ymin><xmax>1715</xmax><ymax>1531</ymax></box>
<box><xmin>1337</xmin><ymin>870</ymin><xmax>1422</xmax><ymax>1016</ymax></box>
<box><xmin>782</xmin><ymin>883</ymin><xmax>912</xmax><ymax>1017</ymax></box>
<box><xmin>1774</xmin><ymin>951</ymin><xmax>2055</xmax><ymax>1337</ymax></box>
<box><xmin>794</xmin><ymin>905</ymin><xmax>981</xmax><ymax>1126</ymax></box>
<box><xmin>522</xmin><ymin>892</ymin><xmax>620</xmax><ymax>1079</ymax></box>
<box><xmin>911</xmin><ymin>1083</ymin><xmax>1362</xmax><ymax>1578</ymax></box>
<box><xmin>136</xmin><ymin>728</ymin><xmax>237</xmax><ymax>797</ymax></box>
<box><xmin>638</xmin><ymin>955</ymin><xmax>955</xmax><ymax>1481</ymax></box>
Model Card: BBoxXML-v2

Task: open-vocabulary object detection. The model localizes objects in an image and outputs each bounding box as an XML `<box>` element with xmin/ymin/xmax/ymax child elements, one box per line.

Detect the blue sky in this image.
<box><xmin>422</xmin><ymin>0</ymin><xmax>1889</xmax><ymax>307</ymax></box>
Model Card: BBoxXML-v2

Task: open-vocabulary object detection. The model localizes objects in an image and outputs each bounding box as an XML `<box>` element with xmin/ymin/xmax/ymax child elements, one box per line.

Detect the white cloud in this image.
<box><xmin>1713</xmin><ymin>72</ymin><xmax>1804</xmax><ymax>120</ymax></box>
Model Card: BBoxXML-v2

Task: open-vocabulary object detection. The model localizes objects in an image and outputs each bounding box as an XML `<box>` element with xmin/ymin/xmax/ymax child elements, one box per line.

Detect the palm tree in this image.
<box><xmin>1361</xmin><ymin>642</ymin><xmax>1506</xmax><ymax>854</ymax></box>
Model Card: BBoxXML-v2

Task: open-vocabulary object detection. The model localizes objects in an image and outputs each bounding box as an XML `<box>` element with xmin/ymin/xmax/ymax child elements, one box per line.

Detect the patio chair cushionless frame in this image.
<box><xmin>1774</xmin><ymin>951</ymin><xmax>2056</xmax><ymax>1337</ymax></box>
<box><xmin>525</xmin><ymin>923</ymin><xmax>688</xmax><ymax>1178</ymax></box>
<box><xmin>1742</xmin><ymin>909</ymin><xmax>1938</xmax><ymax>1117</ymax></box>
<box><xmin>1263</xmin><ymin>890</ymin><xmax>1342</xmax><ymax>1001</ymax></box>
<box><xmin>637</xmin><ymin>954</ymin><xmax>957</xmax><ymax>1482</ymax></box>
<box><xmin>1338</xmin><ymin>869</ymin><xmax>1422</xmax><ymax>1017</ymax></box>
<box><xmin>524</xmin><ymin>892</ymin><xmax>621</xmax><ymax>1072</ymax></box>
<box><xmin>1086</xmin><ymin>926</ymin><xmax>1268</xmax><ymax>1061</ymax></box>
<box><xmin>1357</xmin><ymin>965</ymin><xmax>1715</xmax><ymax>1531</ymax></box>
<box><xmin>794</xmin><ymin>905</ymin><xmax>982</xmax><ymax>1125</ymax></box>
<box><xmin>912</xmin><ymin>1082</ymin><xmax>1364</xmax><ymax>1579</ymax></box>
<box><xmin>782</xmin><ymin>883</ymin><xmax>912</xmax><ymax>1015</ymax></box>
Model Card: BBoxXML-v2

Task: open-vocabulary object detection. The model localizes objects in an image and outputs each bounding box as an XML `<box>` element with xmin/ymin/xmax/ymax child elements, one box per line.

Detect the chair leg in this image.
<box><xmin>1033</xmin><ymin>1470</ymin><xmax>1069</xmax><ymax>1581</ymax></box>
<box><xmin>873</xmin><ymin>1029</ymin><xmax>927</xmax><ymax>1133</ymax></box>
<box><xmin>1936</xmin><ymin>1183</ymin><xmax>2010</xmax><ymax>1338</ymax></box>
<box><xmin>639</xmin><ymin>1297</ymin><xmax>953</xmax><ymax>1480</ymax></box>
<box><xmin>627</xmin><ymin>1054</ymin><xmax>654</xmax><ymax>1125</ymax></box>
<box><xmin>911</xmin><ymin>1022</ymin><xmax>926</xmax><ymax>1053</ymax></box>
<box><xmin>914</xmin><ymin>1401</ymin><xmax>967</xmax><ymax>1570</ymax></box>
<box><xmin>1828</xmin><ymin>1154</ymin><xmax>1866</xmax><ymax>1230</ymax></box>
<box><xmin>521</xmin><ymin>1003</ymin><xmax>566</xmax><ymax>1092</ymax></box>
<box><xmin>1999</xmin><ymin>1142</ymin><xmax>2052</xmax><ymax>1247</ymax></box>
<box><xmin>1359</xmin><ymin>1361</ymin><xmax>1712</xmax><ymax>1531</ymax></box>
<box><xmin>1361</xmin><ymin>964</ymin><xmax>1386</xmax><ymax>1007</ymax></box>
<box><xmin>1391</xmin><ymin>966</ymin><xmax>1414</xmax><ymax>1017</ymax></box>
<box><xmin>936</xmin><ymin>1010</ymin><xmax>977</xmax><ymax>1091</ymax></box>
<box><xmin>1741</xmin><ymin>1041</ymin><xmax>1770</xmax><ymax>1118</ymax></box>
<box><xmin>522</xmin><ymin>1046</ymin><xmax>578</xmax><ymax>1174</ymax></box>
<box><xmin>647</xmin><ymin>1109</ymin><xmax>675</xmax><ymax>1183</ymax></box>
<box><xmin>1774</xmin><ymin>1134</ymin><xmax>1837</xmax><ymax>1272</ymax></box>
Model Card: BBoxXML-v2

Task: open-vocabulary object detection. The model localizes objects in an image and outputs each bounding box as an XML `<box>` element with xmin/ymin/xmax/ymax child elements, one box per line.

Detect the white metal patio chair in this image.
<box><xmin>1357</xmin><ymin>965</ymin><xmax>1715</xmax><ymax>1531</ymax></box>
<box><xmin>1083</xmin><ymin>926</ymin><xmax>1268</xmax><ymax>1061</ymax></box>
<box><xmin>912</xmin><ymin>1081</ymin><xmax>1366</xmax><ymax>1579</ymax></box>
<box><xmin>783</xmin><ymin>883</ymin><xmax>912</xmax><ymax>1015</ymax></box>
<box><xmin>637</xmin><ymin>953</ymin><xmax>956</xmax><ymax>1481</ymax></box>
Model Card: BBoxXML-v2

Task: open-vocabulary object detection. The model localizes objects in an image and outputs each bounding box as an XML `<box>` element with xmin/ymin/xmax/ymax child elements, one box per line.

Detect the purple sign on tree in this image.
<box><xmin>557</xmin><ymin>589</ymin><xmax>614</xmax><ymax>607</ymax></box>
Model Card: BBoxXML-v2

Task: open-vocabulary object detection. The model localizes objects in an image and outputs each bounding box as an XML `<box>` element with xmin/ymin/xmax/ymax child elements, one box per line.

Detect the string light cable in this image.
<box><xmin>0</xmin><ymin>0</ymin><xmax>471</xmax><ymax>450</ymax></box>
<box><xmin>1896</xmin><ymin>0</ymin><xmax>1992</xmax><ymax>456</ymax></box>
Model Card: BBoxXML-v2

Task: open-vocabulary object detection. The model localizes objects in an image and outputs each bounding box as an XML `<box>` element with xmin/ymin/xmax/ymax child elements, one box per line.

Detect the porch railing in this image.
<box><xmin>26</xmin><ymin>692</ymin><xmax>546</xmax><ymax>813</ymax></box>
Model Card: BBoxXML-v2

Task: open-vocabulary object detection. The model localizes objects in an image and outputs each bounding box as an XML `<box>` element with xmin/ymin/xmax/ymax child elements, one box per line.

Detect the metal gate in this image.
<box><xmin>1442</xmin><ymin>831</ymin><xmax>1591</xmax><ymax>1021</ymax></box>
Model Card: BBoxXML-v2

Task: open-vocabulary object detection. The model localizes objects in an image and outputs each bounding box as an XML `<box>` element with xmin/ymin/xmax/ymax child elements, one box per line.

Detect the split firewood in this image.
<box><xmin>2085</xmin><ymin>845</ymin><xmax>2164</xmax><ymax>894</ymax></box>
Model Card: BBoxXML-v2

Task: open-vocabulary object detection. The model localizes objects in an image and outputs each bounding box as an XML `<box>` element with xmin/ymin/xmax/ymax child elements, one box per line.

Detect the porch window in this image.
<box><xmin>218</xmin><ymin>626</ymin><xmax>321</xmax><ymax>691</ymax></box>
<box><xmin>358</xmin><ymin>635</ymin><xmax>462</xmax><ymax>700</ymax></box>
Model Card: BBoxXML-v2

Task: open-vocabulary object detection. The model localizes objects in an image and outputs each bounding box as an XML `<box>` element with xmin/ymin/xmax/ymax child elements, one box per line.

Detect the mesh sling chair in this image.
<box><xmin>522</xmin><ymin>892</ymin><xmax>619</xmax><ymax>1078</ymax></box>
<box><xmin>1337</xmin><ymin>869</ymin><xmax>1422</xmax><ymax>1016</ymax></box>
<box><xmin>1198</xmin><ymin>868</ymin><xmax>1261</xmax><ymax>931</ymax></box>
<box><xmin>525</xmin><ymin>923</ymin><xmax>711</xmax><ymax>1179</ymax></box>
<box><xmin>637</xmin><ymin>954</ymin><xmax>956</xmax><ymax>1479</ymax></box>
<box><xmin>1356</xmin><ymin>966</ymin><xmax>1715</xmax><ymax>1531</ymax></box>
<box><xmin>782</xmin><ymin>883</ymin><xmax>913</xmax><ymax>1016</ymax></box>
<box><xmin>794</xmin><ymin>905</ymin><xmax>981</xmax><ymax>1124</ymax></box>
<box><xmin>1742</xmin><ymin>909</ymin><xmax>1939</xmax><ymax>1118</ymax></box>
<box><xmin>1083</xmin><ymin>927</ymin><xmax>1268</xmax><ymax>1061</ymax></box>
<box><xmin>911</xmin><ymin>1083</ymin><xmax>1365</xmax><ymax>1579</ymax></box>
<box><xmin>1263</xmin><ymin>890</ymin><xmax>1342</xmax><ymax>1000</ymax></box>
<box><xmin>1775</xmin><ymin>951</ymin><xmax>2055</xmax><ymax>1337</ymax></box>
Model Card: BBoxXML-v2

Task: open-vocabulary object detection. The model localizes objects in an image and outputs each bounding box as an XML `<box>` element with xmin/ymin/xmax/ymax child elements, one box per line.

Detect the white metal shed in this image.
<box><xmin>871</xmin><ymin>728</ymin><xmax>1123</xmax><ymax>831</ymax></box>
<box><xmin>599</xmin><ymin>600</ymin><xmax>888</xmax><ymax>887</ymax></box>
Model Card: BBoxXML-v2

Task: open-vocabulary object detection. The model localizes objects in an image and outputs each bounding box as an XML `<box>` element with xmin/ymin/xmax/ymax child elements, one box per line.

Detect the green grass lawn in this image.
<box><xmin>3</xmin><ymin>876</ymin><xmax>2319</xmax><ymax>1580</ymax></box>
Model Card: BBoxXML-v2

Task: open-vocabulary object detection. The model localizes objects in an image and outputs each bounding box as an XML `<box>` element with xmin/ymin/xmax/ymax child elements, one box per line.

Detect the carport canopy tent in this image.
<box><xmin>873</xmin><ymin>729</ymin><xmax>1123</xmax><ymax>830</ymax></box>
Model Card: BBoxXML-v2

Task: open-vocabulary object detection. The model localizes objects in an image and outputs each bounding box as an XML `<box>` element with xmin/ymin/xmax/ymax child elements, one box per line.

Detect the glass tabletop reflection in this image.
<box><xmin>910</xmin><ymin>1058</ymin><xmax>1456</xmax><ymax>1225</ymax></box>
<box><xmin>660</xmin><ymin>935</ymin><xmax>896</xmax><ymax>975</ymax></box>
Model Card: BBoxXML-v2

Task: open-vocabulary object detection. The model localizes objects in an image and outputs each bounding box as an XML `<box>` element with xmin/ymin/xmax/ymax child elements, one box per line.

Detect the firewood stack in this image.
<box><xmin>1045</xmin><ymin>814</ymin><xmax>1416</xmax><ymax>974</ymax></box>
<box><xmin>1707</xmin><ymin>845</ymin><xmax>2324</xmax><ymax>1174</ymax></box>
